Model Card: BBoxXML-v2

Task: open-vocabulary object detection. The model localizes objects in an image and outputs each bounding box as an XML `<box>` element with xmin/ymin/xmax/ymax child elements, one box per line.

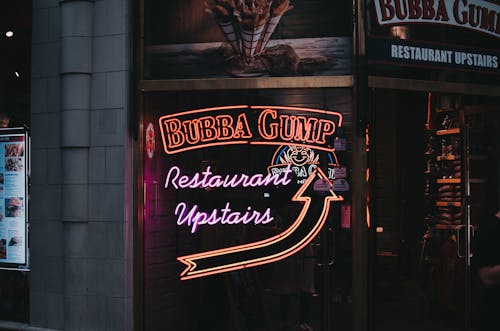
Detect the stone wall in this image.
<box><xmin>29</xmin><ymin>0</ymin><xmax>133</xmax><ymax>329</ymax></box>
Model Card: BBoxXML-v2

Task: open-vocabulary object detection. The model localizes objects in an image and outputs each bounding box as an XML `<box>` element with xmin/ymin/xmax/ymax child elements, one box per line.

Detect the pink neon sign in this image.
<box><xmin>175</xmin><ymin>202</ymin><xmax>274</xmax><ymax>234</ymax></box>
<box><xmin>165</xmin><ymin>165</ymin><xmax>293</xmax><ymax>189</ymax></box>
<box><xmin>177</xmin><ymin>167</ymin><xmax>343</xmax><ymax>280</ymax></box>
<box><xmin>166</xmin><ymin>165</ymin><xmax>293</xmax><ymax>233</ymax></box>
<box><xmin>152</xmin><ymin>105</ymin><xmax>345</xmax><ymax>280</ymax></box>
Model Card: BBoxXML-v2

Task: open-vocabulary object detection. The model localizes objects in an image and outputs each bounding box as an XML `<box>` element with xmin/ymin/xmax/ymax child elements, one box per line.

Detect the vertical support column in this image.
<box><xmin>59</xmin><ymin>0</ymin><xmax>93</xmax><ymax>328</ymax></box>
<box><xmin>352</xmin><ymin>0</ymin><xmax>371</xmax><ymax>331</ymax></box>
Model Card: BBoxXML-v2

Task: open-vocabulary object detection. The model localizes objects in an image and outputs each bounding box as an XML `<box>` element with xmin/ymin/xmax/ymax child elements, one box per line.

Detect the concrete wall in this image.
<box><xmin>29</xmin><ymin>0</ymin><xmax>133</xmax><ymax>330</ymax></box>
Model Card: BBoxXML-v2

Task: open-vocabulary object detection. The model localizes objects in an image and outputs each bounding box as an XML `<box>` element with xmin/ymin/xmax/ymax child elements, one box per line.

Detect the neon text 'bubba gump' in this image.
<box><xmin>165</xmin><ymin>165</ymin><xmax>293</xmax><ymax>233</ymax></box>
<box><xmin>159</xmin><ymin>106</ymin><xmax>343</xmax><ymax>154</ymax></box>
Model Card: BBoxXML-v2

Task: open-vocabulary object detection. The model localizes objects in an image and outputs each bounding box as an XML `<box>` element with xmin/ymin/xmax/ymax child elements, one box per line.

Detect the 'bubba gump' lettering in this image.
<box><xmin>159</xmin><ymin>106</ymin><xmax>340</xmax><ymax>154</ymax></box>
<box><xmin>375</xmin><ymin>0</ymin><xmax>500</xmax><ymax>37</ymax></box>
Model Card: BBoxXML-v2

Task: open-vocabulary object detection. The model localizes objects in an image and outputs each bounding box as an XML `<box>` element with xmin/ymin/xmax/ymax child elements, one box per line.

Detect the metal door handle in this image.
<box><xmin>456</xmin><ymin>225</ymin><xmax>474</xmax><ymax>259</ymax></box>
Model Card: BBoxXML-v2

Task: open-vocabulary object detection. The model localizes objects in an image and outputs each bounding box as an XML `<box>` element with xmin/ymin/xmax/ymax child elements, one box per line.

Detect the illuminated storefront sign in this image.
<box><xmin>367</xmin><ymin>37</ymin><xmax>500</xmax><ymax>72</ymax></box>
<box><xmin>157</xmin><ymin>105</ymin><xmax>344</xmax><ymax>280</ymax></box>
<box><xmin>165</xmin><ymin>164</ymin><xmax>293</xmax><ymax>233</ymax></box>
<box><xmin>159</xmin><ymin>106</ymin><xmax>343</xmax><ymax>154</ymax></box>
<box><xmin>177</xmin><ymin>167</ymin><xmax>342</xmax><ymax>280</ymax></box>
<box><xmin>268</xmin><ymin>145</ymin><xmax>343</xmax><ymax>185</ymax></box>
<box><xmin>368</xmin><ymin>0</ymin><xmax>500</xmax><ymax>76</ymax></box>
<box><xmin>374</xmin><ymin>0</ymin><xmax>500</xmax><ymax>39</ymax></box>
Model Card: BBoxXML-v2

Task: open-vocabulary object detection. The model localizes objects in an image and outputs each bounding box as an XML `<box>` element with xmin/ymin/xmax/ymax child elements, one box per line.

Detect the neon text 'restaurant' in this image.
<box><xmin>165</xmin><ymin>165</ymin><xmax>293</xmax><ymax>189</ymax></box>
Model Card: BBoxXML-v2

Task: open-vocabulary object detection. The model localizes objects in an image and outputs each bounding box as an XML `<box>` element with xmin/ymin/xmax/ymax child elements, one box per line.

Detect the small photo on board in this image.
<box><xmin>0</xmin><ymin>239</ymin><xmax>6</xmax><ymax>259</ymax></box>
<box><xmin>5</xmin><ymin>157</ymin><xmax>23</xmax><ymax>172</ymax></box>
<box><xmin>0</xmin><ymin>173</ymin><xmax>4</xmax><ymax>185</ymax></box>
<box><xmin>5</xmin><ymin>143</ymin><xmax>24</xmax><ymax>157</ymax></box>
<box><xmin>5</xmin><ymin>197</ymin><xmax>23</xmax><ymax>218</ymax></box>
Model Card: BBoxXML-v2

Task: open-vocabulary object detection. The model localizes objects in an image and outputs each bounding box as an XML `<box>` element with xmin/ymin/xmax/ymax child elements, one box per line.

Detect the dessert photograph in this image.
<box><xmin>5</xmin><ymin>157</ymin><xmax>24</xmax><ymax>172</ymax></box>
<box><xmin>0</xmin><ymin>239</ymin><xmax>6</xmax><ymax>259</ymax></box>
<box><xmin>5</xmin><ymin>143</ymin><xmax>25</xmax><ymax>157</ymax></box>
<box><xmin>5</xmin><ymin>197</ymin><xmax>24</xmax><ymax>218</ymax></box>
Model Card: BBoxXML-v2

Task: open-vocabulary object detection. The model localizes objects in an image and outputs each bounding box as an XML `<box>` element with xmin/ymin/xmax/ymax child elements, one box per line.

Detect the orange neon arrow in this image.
<box><xmin>177</xmin><ymin>167</ymin><xmax>343</xmax><ymax>280</ymax></box>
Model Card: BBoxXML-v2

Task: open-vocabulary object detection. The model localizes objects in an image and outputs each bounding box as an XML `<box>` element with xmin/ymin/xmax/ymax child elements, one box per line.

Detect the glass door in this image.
<box><xmin>371</xmin><ymin>90</ymin><xmax>500</xmax><ymax>331</ymax></box>
<box><xmin>464</xmin><ymin>106</ymin><xmax>500</xmax><ymax>331</ymax></box>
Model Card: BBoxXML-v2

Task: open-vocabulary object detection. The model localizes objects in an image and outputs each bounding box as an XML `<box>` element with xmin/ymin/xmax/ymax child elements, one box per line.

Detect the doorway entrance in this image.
<box><xmin>371</xmin><ymin>89</ymin><xmax>500</xmax><ymax>331</ymax></box>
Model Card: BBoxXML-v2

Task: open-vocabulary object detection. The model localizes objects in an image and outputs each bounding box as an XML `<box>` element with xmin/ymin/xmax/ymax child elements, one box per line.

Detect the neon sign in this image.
<box><xmin>165</xmin><ymin>165</ymin><xmax>293</xmax><ymax>189</ymax></box>
<box><xmin>268</xmin><ymin>145</ymin><xmax>348</xmax><ymax>187</ymax></box>
<box><xmin>165</xmin><ymin>165</ymin><xmax>293</xmax><ymax>233</ymax></box>
<box><xmin>159</xmin><ymin>106</ymin><xmax>343</xmax><ymax>154</ymax></box>
<box><xmin>155</xmin><ymin>105</ymin><xmax>344</xmax><ymax>280</ymax></box>
<box><xmin>177</xmin><ymin>167</ymin><xmax>343</xmax><ymax>280</ymax></box>
<box><xmin>175</xmin><ymin>201</ymin><xmax>274</xmax><ymax>234</ymax></box>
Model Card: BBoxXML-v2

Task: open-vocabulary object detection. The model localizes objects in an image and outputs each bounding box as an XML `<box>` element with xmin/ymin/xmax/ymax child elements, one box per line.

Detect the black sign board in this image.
<box><xmin>366</xmin><ymin>0</ymin><xmax>500</xmax><ymax>80</ymax></box>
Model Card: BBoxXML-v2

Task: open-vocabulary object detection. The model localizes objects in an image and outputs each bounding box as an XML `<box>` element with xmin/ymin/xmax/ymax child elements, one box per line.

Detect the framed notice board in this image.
<box><xmin>0</xmin><ymin>128</ymin><xmax>29</xmax><ymax>270</ymax></box>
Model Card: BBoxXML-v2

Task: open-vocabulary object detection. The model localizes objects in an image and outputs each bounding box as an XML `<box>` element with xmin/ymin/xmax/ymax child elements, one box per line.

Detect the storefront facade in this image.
<box><xmin>366</xmin><ymin>2</ymin><xmax>500</xmax><ymax>331</ymax></box>
<box><xmin>138</xmin><ymin>1</ymin><xmax>500</xmax><ymax>331</ymax></box>
<box><xmin>0</xmin><ymin>0</ymin><xmax>498</xmax><ymax>330</ymax></box>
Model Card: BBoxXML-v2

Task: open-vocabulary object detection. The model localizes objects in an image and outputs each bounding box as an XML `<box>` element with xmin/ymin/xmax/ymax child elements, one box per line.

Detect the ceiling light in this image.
<box><xmin>5</xmin><ymin>31</ymin><xmax>14</xmax><ymax>38</ymax></box>
<box><xmin>14</xmin><ymin>71</ymin><xmax>20</xmax><ymax>78</ymax></box>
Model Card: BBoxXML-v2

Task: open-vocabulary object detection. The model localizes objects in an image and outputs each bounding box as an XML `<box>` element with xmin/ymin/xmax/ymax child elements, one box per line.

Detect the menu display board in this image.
<box><xmin>0</xmin><ymin>129</ymin><xmax>28</xmax><ymax>269</ymax></box>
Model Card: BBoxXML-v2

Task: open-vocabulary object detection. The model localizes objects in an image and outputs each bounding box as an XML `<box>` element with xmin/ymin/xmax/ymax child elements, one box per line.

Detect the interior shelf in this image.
<box><xmin>437</xmin><ymin>155</ymin><xmax>459</xmax><ymax>161</ymax></box>
<box><xmin>435</xmin><ymin>223</ymin><xmax>461</xmax><ymax>230</ymax></box>
<box><xmin>437</xmin><ymin>178</ymin><xmax>461</xmax><ymax>184</ymax></box>
<box><xmin>436</xmin><ymin>128</ymin><xmax>460</xmax><ymax>135</ymax></box>
<box><xmin>436</xmin><ymin>201</ymin><xmax>461</xmax><ymax>207</ymax></box>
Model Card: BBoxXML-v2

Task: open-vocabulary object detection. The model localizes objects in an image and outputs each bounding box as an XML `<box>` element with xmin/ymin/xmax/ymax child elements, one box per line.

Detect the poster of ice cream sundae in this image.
<box><xmin>143</xmin><ymin>0</ymin><xmax>352</xmax><ymax>79</ymax></box>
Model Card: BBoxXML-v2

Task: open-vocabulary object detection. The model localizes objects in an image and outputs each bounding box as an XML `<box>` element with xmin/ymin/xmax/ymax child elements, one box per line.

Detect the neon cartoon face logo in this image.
<box><xmin>157</xmin><ymin>105</ymin><xmax>344</xmax><ymax>280</ymax></box>
<box><xmin>281</xmin><ymin>145</ymin><xmax>319</xmax><ymax>166</ymax></box>
<box><xmin>269</xmin><ymin>145</ymin><xmax>340</xmax><ymax>185</ymax></box>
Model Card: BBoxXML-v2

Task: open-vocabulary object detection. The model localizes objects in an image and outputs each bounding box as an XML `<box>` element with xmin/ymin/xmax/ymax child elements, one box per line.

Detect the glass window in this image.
<box><xmin>141</xmin><ymin>88</ymin><xmax>354</xmax><ymax>331</ymax></box>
